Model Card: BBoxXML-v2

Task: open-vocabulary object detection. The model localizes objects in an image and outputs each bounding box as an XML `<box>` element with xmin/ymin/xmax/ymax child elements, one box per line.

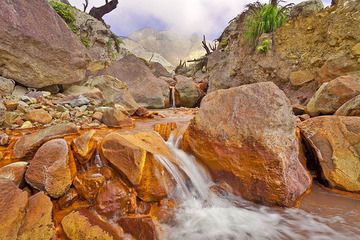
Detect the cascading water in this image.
<box><xmin>170</xmin><ymin>86</ymin><xmax>177</xmax><ymax>108</ymax></box>
<box><xmin>154</xmin><ymin>134</ymin><xmax>359</xmax><ymax>240</ymax></box>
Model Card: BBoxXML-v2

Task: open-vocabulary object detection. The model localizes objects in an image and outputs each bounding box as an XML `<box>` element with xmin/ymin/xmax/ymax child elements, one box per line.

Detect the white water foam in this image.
<box><xmin>154</xmin><ymin>134</ymin><xmax>358</xmax><ymax>240</ymax></box>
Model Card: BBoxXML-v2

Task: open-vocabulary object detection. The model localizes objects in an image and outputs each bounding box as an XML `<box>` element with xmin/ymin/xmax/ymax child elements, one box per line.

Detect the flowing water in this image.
<box><xmin>155</xmin><ymin>134</ymin><xmax>359</xmax><ymax>240</ymax></box>
<box><xmin>170</xmin><ymin>86</ymin><xmax>177</xmax><ymax>108</ymax></box>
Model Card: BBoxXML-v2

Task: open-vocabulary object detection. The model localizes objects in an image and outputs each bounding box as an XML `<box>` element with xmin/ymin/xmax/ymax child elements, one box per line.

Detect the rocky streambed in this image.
<box><xmin>0</xmin><ymin>104</ymin><xmax>359</xmax><ymax>240</ymax></box>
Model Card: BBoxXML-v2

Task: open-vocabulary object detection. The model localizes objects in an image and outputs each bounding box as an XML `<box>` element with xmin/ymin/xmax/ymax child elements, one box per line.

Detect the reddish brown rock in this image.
<box><xmin>0</xmin><ymin>0</ymin><xmax>89</xmax><ymax>88</ymax></box>
<box><xmin>183</xmin><ymin>82</ymin><xmax>311</xmax><ymax>206</ymax></box>
<box><xmin>25</xmin><ymin>139</ymin><xmax>74</xmax><ymax>198</ymax></box>
<box><xmin>92</xmin><ymin>111</ymin><xmax>103</xmax><ymax>121</ymax></box>
<box><xmin>118</xmin><ymin>215</ymin><xmax>159</xmax><ymax>240</ymax></box>
<box><xmin>299</xmin><ymin>116</ymin><xmax>360</xmax><ymax>193</ymax></box>
<box><xmin>26</xmin><ymin>109</ymin><xmax>52</xmax><ymax>124</ymax></box>
<box><xmin>0</xmin><ymin>161</ymin><xmax>28</xmax><ymax>186</ymax></box>
<box><xmin>101</xmin><ymin>107</ymin><xmax>134</xmax><ymax>128</ymax></box>
<box><xmin>154</xmin><ymin>122</ymin><xmax>177</xmax><ymax>141</ymax></box>
<box><xmin>335</xmin><ymin>94</ymin><xmax>360</xmax><ymax>116</ymax></box>
<box><xmin>13</xmin><ymin>123</ymin><xmax>79</xmax><ymax>160</ymax></box>
<box><xmin>306</xmin><ymin>74</ymin><xmax>360</xmax><ymax>116</ymax></box>
<box><xmin>72</xmin><ymin>130</ymin><xmax>97</xmax><ymax>164</ymax></box>
<box><xmin>0</xmin><ymin>132</ymin><xmax>9</xmax><ymax>146</ymax></box>
<box><xmin>62</xmin><ymin>209</ymin><xmax>124</xmax><ymax>240</ymax></box>
<box><xmin>17</xmin><ymin>192</ymin><xmax>55</xmax><ymax>240</ymax></box>
<box><xmin>0</xmin><ymin>179</ymin><xmax>28</xmax><ymax>240</ymax></box>
<box><xmin>74</xmin><ymin>170</ymin><xmax>105</xmax><ymax>202</ymax></box>
<box><xmin>3</xmin><ymin>99</ymin><xmax>18</xmax><ymax>111</ymax></box>
<box><xmin>58</xmin><ymin>188</ymin><xmax>79</xmax><ymax>210</ymax></box>
<box><xmin>100</xmin><ymin>131</ymin><xmax>176</xmax><ymax>202</ymax></box>
<box><xmin>150</xmin><ymin>199</ymin><xmax>176</xmax><ymax>224</ymax></box>
<box><xmin>96</xmin><ymin>180</ymin><xmax>137</xmax><ymax>218</ymax></box>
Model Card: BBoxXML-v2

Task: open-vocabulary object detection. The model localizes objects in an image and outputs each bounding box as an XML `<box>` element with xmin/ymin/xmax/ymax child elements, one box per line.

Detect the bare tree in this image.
<box><xmin>88</xmin><ymin>0</ymin><xmax>119</xmax><ymax>21</ymax></box>
<box><xmin>83</xmin><ymin>0</ymin><xmax>89</xmax><ymax>12</ymax></box>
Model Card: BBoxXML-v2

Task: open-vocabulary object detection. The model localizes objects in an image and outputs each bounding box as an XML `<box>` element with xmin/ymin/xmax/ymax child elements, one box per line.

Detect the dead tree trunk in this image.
<box><xmin>89</xmin><ymin>0</ymin><xmax>119</xmax><ymax>21</ymax></box>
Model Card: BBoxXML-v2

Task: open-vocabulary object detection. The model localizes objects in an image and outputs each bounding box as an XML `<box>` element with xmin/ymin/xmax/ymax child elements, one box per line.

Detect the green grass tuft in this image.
<box><xmin>49</xmin><ymin>0</ymin><xmax>78</xmax><ymax>33</ymax></box>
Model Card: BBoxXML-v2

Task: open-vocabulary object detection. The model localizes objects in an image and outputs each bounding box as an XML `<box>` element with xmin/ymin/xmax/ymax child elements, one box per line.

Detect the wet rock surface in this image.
<box><xmin>183</xmin><ymin>82</ymin><xmax>312</xmax><ymax>206</ymax></box>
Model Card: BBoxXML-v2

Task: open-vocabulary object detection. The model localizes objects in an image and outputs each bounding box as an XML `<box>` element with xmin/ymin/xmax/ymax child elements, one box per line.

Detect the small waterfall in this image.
<box><xmin>155</xmin><ymin>134</ymin><xmax>358</xmax><ymax>240</ymax></box>
<box><xmin>169</xmin><ymin>86</ymin><xmax>176</xmax><ymax>108</ymax></box>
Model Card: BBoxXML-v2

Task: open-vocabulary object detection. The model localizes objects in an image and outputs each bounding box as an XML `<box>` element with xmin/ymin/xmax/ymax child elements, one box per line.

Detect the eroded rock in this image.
<box><xmin>118</xmin><ymin>215</ymin><xmax>159</xmax><ymax>240</ymax></box>
<box><xmin>0</xmin><ymin>162</ymin><xmax>28</xmax><ymax>186</ymax></box>
<box><xmin>101</xmin><ymin>107</ymin><xmax>134</xmax><ymax>128</ymax></box>
<box><xmin>335</xmin><ymin>94</ymin><xmax>360</xmax><ymax>116</ymax></box>
<box><xmin>72</xmin><ymin>130</ymin><xmax>97</xmax><ymax>164</ymax></box>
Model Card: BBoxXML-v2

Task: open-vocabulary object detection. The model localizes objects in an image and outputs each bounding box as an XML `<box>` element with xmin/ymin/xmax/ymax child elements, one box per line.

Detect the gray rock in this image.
<box><xmin>0</xmin><ymin>76</ymin><xmax>15</xmax><ymax>96</ymax></box>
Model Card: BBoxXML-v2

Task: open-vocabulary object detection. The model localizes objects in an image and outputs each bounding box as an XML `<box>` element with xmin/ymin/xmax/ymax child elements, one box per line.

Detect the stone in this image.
<box><xmin>17</xmin><ymin>192</ymin><xmax>55</xmax><ymax>240</ymax></box>
<box><xmin>101</xmin><ymin>107</ymin><xmax>134</xmax><ymax>128</ymax></box>
<box><xmin>3</xmin><ymin>111</ymin><xmax>20</xmax><ymax>127</ymax></box>
<box><xmin>25</xmin><ymin>139</ymin><xmax>74</xmax><ymax>198</ymax></box>
<box><xmin>292</xmin><ymin>104</ymin><xmax>306</xmax><ymax>115</ymax></box>
<box><xmin>26</xmin><ymin>109</ymin><xmax>52</xmax><ymax>124</ymax></box>
<box><xmin>352</xmin><ymin>43</ymin><xmax>360</xmax><ymax>56</ymax></box>
<box><xmin>0</xmin><ymin>133</ymin><xmax>9</xmax><ymax>146</ymax></box>
<box><xmin>183</xmin><ymin>82</ymin><xmax>311</xmax><ymax>207</ymax></box>
<box><xmin>149</xmin><ymin>62</ymin><xmax>172</xmax><ymax>78</ymax></box>
<box><xmin>63</xmin><ymin>85</ymin><xmax>104</xmax><ymax>101</ymax></box>
<box><xmin>0</xmin><ymin>101</ymin><xmax>6</xmax><ymax>126</ymax></box>
<box><xmin>0</xmin><ymin>0</ymin><xmax>89</xmax><ymax>88</ymax></box>
<box><xmin>306</xmin><ymin>74</ymin><xmax>360</xmax><ymax>116</ymax></box>
<box><xmin>62</xmin><ymin>209</ymin><xmax>124</xmax><ymax>240</ymax></box>
<box><xmin>92</xmin><ymin>111</ymin><xmax>103</xmax><ymax>121</ymax></box>
<box><xmin>13</xmin><ymin>123</ymin><xmax>79</xmax><ymax>160</ymax></box>
<box><xmin>154</xmin><ymin>122</ymin><xmax>177</xmax><ymax>141</ymax></box>
<box><xmin>335</xmin><ymin>94</ymin><xmax>360</xmax><ymax>116</ymax></box>
<box><xmin>0</xmin><ymin>162</ymin><xmax>28</xmax><ymax>186</ymax></box>
<box><xmin>72</xmin><ymin>130</ymin><xmax>97</xmax><ymax>164</ymax></box>
<box><xmin>58</xmin><ymin>188</ymin><xmax>79</xmax><ymax>209</ymax></box>
<box><xmin>290</xmin><ymin>0</ymin><xmax>324</xmax><ymax>18</ymax></box>
<box><xmin>20</xmin><ymin>121</ymin><xmax>33</xmax><ymax>129</ymax></box>
<box><xmin>62</xmin><ymin>95</ymin><xmax>90</xmax><ymax>108</ymax></box>
<box><xmin>0</xmin><ymin>76</ymin><xmax>15</xmax><ymax>96</ymax></box>
<box><xmin>299</xmin><ymin>116</ymin><xmax>360</xmax><ymax>193</ymax></box>
<box><xmin>150</xmin><ymin>199</ymin><xmax>176</xmax><ymax>224</ymax></box>
<box><xmin>290</xmin><ymin>70</ymin><xmax>315</xmax><ymax>87</ymax></box>
<box><xmin>175</xmin><ymin>75</ymin><xmax>202</xmax><ymax>108</ymax></box>
<box><xmin>12</xmin><ymin>86</ymin><xmax>28</xmax><ymax>98</ymax></box>
<box><xmin>86</xmin><ymin>75</ymin><xmax>141</xmax><ymax>115</ymax></box>
<box><xmin>118</xmin><ymin>215</ymin><xmax>159</xmax><ymax>240</ymax></box>
<box><xmin>3</xmin><ymin>100</ymin><xmax>18</xmax><ymax>111</ymax></box>
<box><xmin>0</xmin><ymin>179</ymin><xmax>28</xmax><ymax>240</ymax></box>
<box><xmin>100</xmin><ymin>131</ymin><xmax>176</xmax><ymax>202</ymax></box>
<box><xmin>73</xmin><ymin>170</ymin><xmax>105</xmax><ymax>202</ymax></box>
<box><xmin>96</xmin><ymin>180</ymin><xmax>137</xmax><ymax>218</ymax></box>
<box><xmin>98</xmin><ymin>55</ymin><xmax>170</xmax><ymax>109</ymax></box>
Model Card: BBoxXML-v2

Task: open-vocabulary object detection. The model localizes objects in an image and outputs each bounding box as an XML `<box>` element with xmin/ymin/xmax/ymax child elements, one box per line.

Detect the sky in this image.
<box><xmin>68</xmin><ymin>0</ymin><xmax>332</xmax><ymax>39</ymax></box>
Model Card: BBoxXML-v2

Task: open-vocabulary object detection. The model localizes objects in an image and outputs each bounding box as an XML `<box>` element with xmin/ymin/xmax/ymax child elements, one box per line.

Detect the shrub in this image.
<box><xmin>244</xmin><ymin>3</ymin><xmax>289</xmax><ymax>45</ymax></box>
<box><xmin>256</xmin><ymin>39</ymin><xmax>271</xmax><ymax>53</ymax></box>
<box><xmin>80</xmin><ymin>37</ymin><xmax>91</xmax><ymax>48</ymax></box>
<box><xmin>49</xmin><ymin>0</ymin><xmax>77</xmax><ymax>33</ymax></box>
<box><xmin>114</xmin><ymin>38</ymin><xmax>123</xmax><ymax>53</ymax></box>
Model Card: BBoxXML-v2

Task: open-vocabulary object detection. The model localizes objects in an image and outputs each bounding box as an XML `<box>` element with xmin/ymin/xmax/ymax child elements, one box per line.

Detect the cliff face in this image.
<box><xmin>204</xmin><ymin>0</ymin><xmax>360</xmax><ymax>105</ymax></box>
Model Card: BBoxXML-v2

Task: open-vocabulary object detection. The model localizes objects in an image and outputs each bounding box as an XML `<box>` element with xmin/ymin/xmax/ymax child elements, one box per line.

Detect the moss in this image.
<box><xmin>219</xmin><ymin>39</ymin><xmax>229</xmax><ymax>49</ymax></box>
<box><xmin>106</xmin><ymin>39</ymin><xmax>113</xmax><ymax>51</ymax></box>
<box><xmin>114</xmin><ymin>38</ymin><xmax>123</xmax><ymax>53</ymax></box>
<box><xmin>80</xmin><ymin>37</ymin><xmax>91</xmax><ymax>48</ymax></box>
<box><xmin>49</xmin><ymin>0</ymin><xmax>78</xmax><ymax>33</ymax></box>
<box><xmin>256</xmin><ymin>39</ymin><xmax>271</xmax><ymax>53</ymax></box>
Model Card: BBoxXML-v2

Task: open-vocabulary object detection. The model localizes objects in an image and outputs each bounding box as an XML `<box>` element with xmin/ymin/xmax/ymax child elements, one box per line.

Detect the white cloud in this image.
<box><xmin>69</xmin><ymin>0</ymin><xmax>330</xmax><ymax>38</ymax></box>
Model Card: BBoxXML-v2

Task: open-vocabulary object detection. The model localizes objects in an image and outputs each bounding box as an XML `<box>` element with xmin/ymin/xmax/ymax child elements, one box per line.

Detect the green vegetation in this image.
<box><xmin>114</xmin><ymin>38</ymin><xmax>123</xmax><ymax>53</ymax></box>
<box><xmin>106</xmin><ymin>39</ymin><xmax>113</xmax><ymax>51</ymax></box>
<box><xmin>80</xmin><ymin>37</ymin><xmax>91</xmax><ymax>48</ymax></box>
<box><xmin>219</xmin><ymin>39</ymin><xmax>229</xmax><ymax>49</ymax></box>
<box><xmin>49</xmin><ymin>0</ymin><xmax>77</xmax><ymax>33</ymax></box>
<box><xmin>244</xmin><ymin>2</ymin><xmax>289</xmax><ymax>46</ymax></box>
<box><xmin>256</xmin><ymin>39</ymin><xmax>271</xmax><ymax>53</ymax></box>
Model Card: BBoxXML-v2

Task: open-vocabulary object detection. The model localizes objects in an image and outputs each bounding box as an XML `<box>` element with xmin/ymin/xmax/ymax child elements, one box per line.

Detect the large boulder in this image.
<box><xmin>335</xmin><ymin>94</ymin><xmax>360</xmax><ymax>116</ymax></box>
<box><xmin>0</xmin><ymin>179</ymin><xmax>28</xmax><ymax>240</ymax></box>
<box><xmin>306</xmin><ymin>74</ymin><xmax>360</xmax><ymax>116</ymax></box>
<box><xmin>100</xmin><ymin>131</ymin><xmax>176</xmax><ymax>201</ymax></box>
<box><xmin>299</xmin><ymin>116</ymin><xmax>360</xmax><ymax>193</ymax></box>
<box><xmin>0</xmin><ymin>0</ymin><xmax>89</xmax><ymax>88</ymax></box>
<box><xmin>0</xmin><ymin>162</ymin><xmax>28</xmax><ymax>186</ymax></box>
<box><xmin>99</xmin><ymin>55</ymin><xmax>169</xmax><ymax>108</ymax></box>
<box><xmin>290</xmin><ymin>0</ymin><xmax>324</xmax><ymax>19</ymax></box>
<box><xmin>25</xmin><ymin>139</ymin><xmax>75</xmax><ymax>198</ymax></box>
<box><xmin>17</xmin><ymin>192</ymin><xmax>55</xmax><ymax>240</ymax></box>
<box><xmin>175</xmin><ymin>75</ymin><xmax>202</xmax><ymax>108</ymax></box>
<box><xmin>183</xmin><ymin>82</ymin><xmax>311</xmax><ymax>206</ymax></box>
<box><xmin>85</xmin><ymin>75</ymin><xmax>141</xmax><ymax>115</ymax></box>
<box><xmin>13</xmin><ymin>123</ymin><xmax>79</xmax><ymax>160</ymax></box>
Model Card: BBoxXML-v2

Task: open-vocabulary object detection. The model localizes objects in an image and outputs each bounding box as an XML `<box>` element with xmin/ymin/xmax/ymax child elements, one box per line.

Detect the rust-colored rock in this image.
<box><xmin>299</xmin><ymin>116</ymin><xmax>360</xmax><ymax>193</ymax></box>
<box><xmin>306</xmin><ymin>74</ymin><xmax>360</xmax><ymax>116</ymax></box>
<box><xmin>25</xmin><ymin>139</ymin><xmax>74</xmax><ymax>198</ymax></box>
<box><xmin>58</xmin><ymin>188</ymin><xmax>79</xmax><ymax>210</ymax></box>
<box><xmin>154</xmin><ymin>122</ymin><xmax>177</xmax><ymax>141</ymax></box>
<box><xmin>96</xmin><ymin>180</ymin><xmax>137</xmax><ymax>218</ymax></box>
<box><xmin>17</xmin><ymin>192</ymin><xmax>55</xmax><ymax>240</ymax></box>
<box><xmin>0</xmin><ymin>179</ymin><xmax>28</xmax><ymax>240</ymax></box>
<box><xmin>118</xmin><ymin>215</ymin><xmax>159</xmax><ymax>240</ymax></box>
<box><xmin>0</xmin><ymin>0</ymin><xmax>89</xmax><ymax>88</ymax></box>
<box><xmin>0</xmin><ymin>161</ymin><xmax>28</xmax><ymax>186</ymax></box>
<box><xmin>74</xmin><ymin>170</ymin><xmax>105</xmax><ymax>202</ymax></box>
<box><xmin>102</xmin><ymin>107</ymin><xmax>134</xmax><ymax>128</ymax></box>
<box><xmin>62</xmin><ymin>209</ymin><xmax>124</xmax><ymax>240</ymax></box>
<box><xmin>3</xmin><ymin>100</ymin><xmax>18</xmax><ymax>111</ymax></box>
<box><xmin>100</xmin><ymin>131</ymin><xmax>176</xmax><ymax>202</ymax></box>
<box><xmin>25</xmin><ymin>109</ymin><xmax>52</xmax><ymax>124</ymax></box>
<box><xmin>72</xmin><ymin>130</ymin><xmax>97</xmax><ymax>164</ymax></box>
<box><xmin>150</xmin><ymin>199</ymin><xmax>176</xmax><ymax>224</ymax></box>
<box><xmin>335</xmin><ymin>94</ymin><xmax>360</xmax><ymax>116</ymax></box>
<box><xmin>13</xmin><ymin>123</ymin><xmax>79</xmax><ymax>160</ymax></box>
<box><xmin>183</xmin><ymin>82</ymin><xmax>311</xmax><ymax>206</ymax></box>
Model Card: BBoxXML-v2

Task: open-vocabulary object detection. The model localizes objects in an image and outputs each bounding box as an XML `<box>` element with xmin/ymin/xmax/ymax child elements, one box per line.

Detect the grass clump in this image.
<box><xmin>114</xmin><ymin>38</ymin><xmax>123</xmax><ymax>53</ymax></box>
<box><xmin>244</xmin><ymin>2</ymin><xmax>290</xmax><ymax>46</ymax></box>
<box><xmin>256</xmin><ymin>39</ymin><xmax>271</xmax><ymax>53</ymax></box>
<box><xmin>80</xmin><ymin>37</ymin><xmax>91</xmax><ymax>48</ymax></box>
<box><xmin>49</xmin><ymin>0</ymin><xmax>77</xmax><ymax>33</ymax></box>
